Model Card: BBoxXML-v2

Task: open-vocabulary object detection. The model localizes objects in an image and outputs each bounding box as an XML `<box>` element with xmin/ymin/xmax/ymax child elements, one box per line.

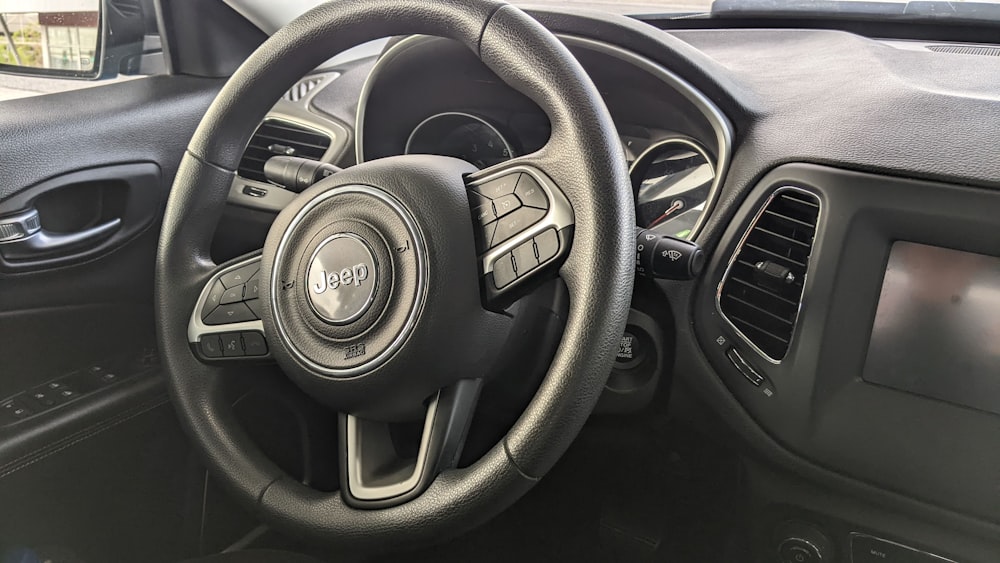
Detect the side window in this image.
<box><xmin>0</xmin><ymin>1</ymin><xmax>163</xmax><ymax>102</ymax></box>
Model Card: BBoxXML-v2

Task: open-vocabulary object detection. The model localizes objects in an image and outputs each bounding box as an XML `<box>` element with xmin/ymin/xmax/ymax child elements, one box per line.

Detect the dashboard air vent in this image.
<box><xmin>718</xmin><ymin>188</ymin><xmax>820</xmax><ymax>361</ymax></box>
<box><xmin>238</xmin><ymin>120</ymin><xmax>331</xmax><ymax>184</ymax></box>
<box><xmin>927</xmin><ymin>45</ymin><xmax>1000</xmax><ymax>57</ymax></box>
<box><xmin>284</xmin><ymin>76</ymin><xmax>327</xmax><ymax>102</ymax></box>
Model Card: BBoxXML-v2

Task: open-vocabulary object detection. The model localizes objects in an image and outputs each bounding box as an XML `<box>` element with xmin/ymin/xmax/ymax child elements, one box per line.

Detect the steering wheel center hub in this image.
<box><xmin>265</xmin><ymin>183</ymin><xmax>425</xmax><ymax>380</ymax></box>
<box><xmin>306</xmin><ymin>233</ymin><xmax>378</xmax><ymax>325</ymax></box>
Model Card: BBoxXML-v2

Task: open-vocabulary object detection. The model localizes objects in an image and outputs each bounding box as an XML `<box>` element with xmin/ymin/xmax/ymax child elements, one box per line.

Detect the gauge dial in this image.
<box><xmin>629</xmin><ymin>138</ymin><xmax>716</xmax><ymax>240</ymax></box>
<box><xmin>405</xmin><ymin>112</ymin><xmax>515</xmax><ymax>169</ymax></box>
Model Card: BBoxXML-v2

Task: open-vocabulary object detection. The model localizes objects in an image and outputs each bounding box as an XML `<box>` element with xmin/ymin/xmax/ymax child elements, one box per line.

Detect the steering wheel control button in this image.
<box><xmin>534</xmin><ymin>229</ymin><xmax>560</xmax><ymax>263</ymax></box>
<box><xmin>245</xmin><ymin>296</ymin><xmax>262</xmax><ymax>318</ymax></box>
<box><xmin>221</xmin><ymin>333</ymin><xmax>244</xmax><ymax>357</ymax></box>
<box><xmin>473</xmin><ymin>203</ymin><xmax>497</xmax><ymax>226</ymax></box>
<box><xmin>202</xmin><ymin>281</ymin><xmax>226</xmax><ymax>319</ymax></box>
<box><xmin>512</xmin><ymin>240</ymin><xmax>539</xmax><ymax>275</ymax></box>
<box><xmin>492</xmin><ymin>194</ymin><xmax>521</xmax><ymax>218</ymax></box>
<box><xmin>492</xmin><ymin>207</ymin><xmax>546</xmax><ymax>247</ymax></box>
<box><xmin>220</xmin><ymin>284</ymin><xmax>244</xmax><ymax>305</ymax></box>
<box><xmin>306</xmin><ymin>233</ymin><xmax>378</xmax><ymax>325</ymax></box>
<box><xmin>242</xmin><ymin>332</ymin><xmax>268</xmax><ymax>356</ymax></box>
<box><xmin>204</xmin><ymin>302</ymin><xmax>256</xmax><ymax>325</ymax></box>
<box><xmin>220</xmin><ymin>262</ymin><xmax>259</xmax><ymax>289</ymax></box>
<box><xmin>514</xmin><ymin>174</ymin><xmax>548</xmax><ymax>209</ymax></box>
<box><xmin>245</xmin><ymin>274</ymin><xmax>260</xmax><ymax>300</ymax></box>
<box><xmin>779</xmin><ymin>539</ymin><xmax>821</xmax><ymax>563</ymax></box>
<box><xmin>474</xmin><ymin>221</ymin><xmax>497</xmax><ymax>254</ymax></box>
<box><xmin>473</xmin><ymin>173</ymin><xmax>519</xmax><ymax>199</ymax></box>
<box><xmin>200</xmin><ymin>335</ymin><xmax>223</xmax><ymax>358</ymax></box>
<box><xmin>492</xmin><ymin>253</ymin><xmax>517</xmax><ymax>289</ymax></box>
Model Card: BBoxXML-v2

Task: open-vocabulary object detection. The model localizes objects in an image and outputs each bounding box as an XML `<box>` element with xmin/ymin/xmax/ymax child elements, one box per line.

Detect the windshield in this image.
<box><xmin>226</xmin><ymin>0</ymin><xmax>1000</xmax><ymax>31</ymax></box>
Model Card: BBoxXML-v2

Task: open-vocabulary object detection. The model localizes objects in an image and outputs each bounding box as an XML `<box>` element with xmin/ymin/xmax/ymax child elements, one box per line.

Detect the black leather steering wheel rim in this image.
<box><xmin>155</xmin><ymin>0</ymin><xmax>634</xmax><ymax>549</ymax></box>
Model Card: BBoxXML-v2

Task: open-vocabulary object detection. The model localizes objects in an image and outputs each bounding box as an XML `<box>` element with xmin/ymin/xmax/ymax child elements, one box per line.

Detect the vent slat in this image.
<box><xmin>719</xmin><ymin>188</ymin><xmax>820</xmax><ymax>361</ymax></box>
<box><xmin>238</xmin><ymin>120</ymin><xmax>332</xmax><ymax>185</ymax></box>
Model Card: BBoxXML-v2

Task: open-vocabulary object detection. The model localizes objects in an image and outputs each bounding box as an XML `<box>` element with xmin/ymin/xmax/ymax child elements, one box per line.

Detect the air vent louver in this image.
<box><xmin>237</xmin><ymin>120</ymin><xmax>331</xmax><ymax>183</ymax></box>
<box><xmin>718</xmin><ymin>188</ymin><xmax>820</xmax><ymax>361</ymax></box>
<box><xmin>284</xmin><ymin>77</ymin><xmax>326</xmax><ymax>102</ymax></box>
<box><xmin>927</xmin><ymin>45</ymin><xmax>1000</xmax><ymax>57</ymax></box>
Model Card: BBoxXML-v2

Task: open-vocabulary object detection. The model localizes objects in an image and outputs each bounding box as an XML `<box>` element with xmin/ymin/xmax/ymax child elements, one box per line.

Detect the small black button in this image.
<box><xmin>534</xmin><ymin>229</ymin><xmax>560</xmax><ymax>263</ymax></box>
<box><xmin>492</xmin><ymin>254</ymin><xmax>517</xmax><ymax>289</ymax></box>
<box><xmin>58</xmin><ymin>389</ymin><xmax>77</xmax><ymax>399</ymax></box>
<box><xmin>475</xmin><ymin>221</ymin><xmax>497</xmax><ymax>253</ymax></box>
<box><xmin>221</xmin><ymin>333</ymin><xmax>244</xmax><ymax>357</ymax></box>
<box><xmin>492</xmin><ymin>194</ymin><xmax>521</xmax><ymax>219</ymax></box>
<box><xmin>493</xmin><ymin>207</ymin><xmax>546</xmax><ymax>247</ymax></box>
<box><xmin>46</xmin><ymin>381</ymin><xmax>63</xmax><ymax>390</ymax></box>
<box><xmin>221</xmin><ymin>284</ymin><xmax>245</xmax><ymax>305</ymax></box>
<box><xmin>515</xmin><ymin>174</ymin><xmax>548</xmax><ymax>209</ymax></box>
<box><xmin>202</xmin><ymin>281</ymin><xmax>225</xmax><ymax>319</ymax></box>
<box><xmin>242</xmin><ymin>332</ymin><xmax>268</xmax><ymax>356</ymax></box>
<box><xmin>473</xmin><ymin>204</ymin><xmax>497</xmax><ymax>226</ymax></box>
<box><xmin>245</xmin><ymin>298</ymin><xmax>263</xmax><ymax>319</ymax></box>
<box><xmin>474</xmin><ymin>174</ymin><xmax>519</xmax><ymax>200</ymax></box>
<box><xmin>30</xmin><ymin>391</ymin><xmax>55</xmax><ymax>407</ymax></box>
<box><xmin>220</xmin><ymin>262</ymin><xmax>259</xmax><ymax>289</ymax></box>
<box><xmin>246</xmin><ymin>274</ymin><xmax>260</xmax><ymax>300</ymax></box>
<box><xmin>201</xmin><ymin>335</ymin><xmax>223</xmax><ymax>358</ymax></box>
<box><xmin>512</xmin><ymin>240</ymin><xmax>539</xmax><ymax>277</ymax></box>
<box><xmin>204</xmin><ymin>302</ymin><xmax>256</xmax><ymax>325</ymax></box>
<box><xmin>2</xmin><ymin>400</ymin><xmax>33</xmax><ymax>421</ymax></box>
<box><xmin>99</xmin><ymin>372</ymin><xmax>119</xmax><ymax>384</ymax></box>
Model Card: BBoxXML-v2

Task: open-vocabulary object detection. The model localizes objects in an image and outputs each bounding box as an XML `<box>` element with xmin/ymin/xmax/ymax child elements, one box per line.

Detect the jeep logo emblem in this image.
<box><xmin>305</xmin><ymin>234</ymin><xmax>377</xmax><ymax>325</ymax></box>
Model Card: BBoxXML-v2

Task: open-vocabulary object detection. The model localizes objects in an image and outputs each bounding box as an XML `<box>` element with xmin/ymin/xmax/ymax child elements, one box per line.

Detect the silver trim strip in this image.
<box><xmin>715</xmin><ymin>186</ymin><xmax>821</xmax><ymax>365</ymax></box>
<box><xmin>849</xmin><ymin>533</ymin><xmax>957</xmax><ymax>563</ymax></box>
<box><xmin>269</xmin><ymin>184</ymin><xmax>428</xmax><ymax>378</ymax></box>
<box><xmin>467</xmin><ymin>164</ymin><xmax>574</xmax><ymax>277</ymax></box>
<box><xmin>187</xmin><ymin>255</ymin><xmax>267</xmax><ymax>353</ymax></box>
<box><xmin>628</xmin><ymin>136</ymin><xmax>716</xmax><ymax>240</ymax></box>
<box><xmin>354</xmin><ymin>35</ymin><xmax>733</xmax><ymax>242</ymax></box>
<box><xmin>404</xmin><ymin>111</ymin><xmax>516</xmax><ymax>161</ymax></box>
<box><xmin>345</xmin><ymin>394</ymin><xmax>439</xmax><ymax>501</ymax></box>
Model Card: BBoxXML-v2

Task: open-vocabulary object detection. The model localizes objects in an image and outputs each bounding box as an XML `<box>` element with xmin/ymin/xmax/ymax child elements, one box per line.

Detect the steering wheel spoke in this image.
<box><xmin>466</xmin><ymin>162</ymin><xmax>574</xmax><ymax>310</ymax></box>
<box><xmin>339</xmin><ymin>379</ymin><xmax>482</xmax><ymax>508</ymax></box>
<box><xmin>187</xmin><ymin>253</ymin><xmax>272</xmax><ymax>362</ymax></box>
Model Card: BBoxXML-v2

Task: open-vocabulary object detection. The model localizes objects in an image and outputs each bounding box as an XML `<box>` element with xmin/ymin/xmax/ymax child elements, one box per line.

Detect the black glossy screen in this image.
<box><xmin>863</xmin><ymin>241</ymin><xmax>1000</xmax><ymax>416</ymax></box>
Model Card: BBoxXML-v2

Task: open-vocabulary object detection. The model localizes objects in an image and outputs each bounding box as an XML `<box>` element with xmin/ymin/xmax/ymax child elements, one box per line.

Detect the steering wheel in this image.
<box><xmin>156</xmin><ymin>0</ymin><xmax>634</xmax><ymax>549</ymax></box>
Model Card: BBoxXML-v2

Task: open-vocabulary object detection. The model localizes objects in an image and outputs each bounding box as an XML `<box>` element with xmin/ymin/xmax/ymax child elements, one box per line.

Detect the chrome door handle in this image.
<box><xmin>0</xmin><ymin>208</ymin><xmax>122</xmax><ymax>260</ymax></box>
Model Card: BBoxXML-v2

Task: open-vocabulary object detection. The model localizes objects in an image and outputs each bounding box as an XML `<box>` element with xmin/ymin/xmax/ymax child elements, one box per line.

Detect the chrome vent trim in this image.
<box><xmin>284</xmin><ymin>73</ymin><xmax>339</xmax><ymax>102</ymax></box>
<box><xmin>716</xmin><ymin>187</ymin><xmax>821</xmax><ymax>363</ymax></box>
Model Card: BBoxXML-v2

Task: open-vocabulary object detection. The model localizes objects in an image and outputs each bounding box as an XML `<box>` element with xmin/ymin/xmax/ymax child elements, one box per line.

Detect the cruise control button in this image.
<box><xmin>512</xmin><ymin>240</ymin><xmax>539</xmax><ymax>276</ymax></box>
<box><xmin>220</xmin><ymin>262</ymin><xmax>259</xmax><ymax>289</ymax></box>
<box><xmin>473</xmin><ymin>204</ymin><xmax>497</xmax><ymax>226</ymax></box>
<box><xmin>474</xmin><ymin>221</ymin><xmax>497</xmax><ymax>254</ymax></box>
<box><xmin>245</xmin><ymin>297</ymin><xmax>262</xmax><ymax>319</ymax></box>
<box><xmin>202</xmin><ymin>281</ymin><xmax>225</xmax><ymax>319</ymax></box>
<box><xmin>492</xmin><ymin>194</ymin><xmax>521</xmax><ymax>218</ymax></box>
<box><xmin>242</xmin><ymin>332</ymin><xmax>268</xmax><ymax>356</ymax></box>
<box><xmin>534</xmin><ymin>229</ymin><xmax>560</xmax><ymax>263</ymax></box>
<box><xmin>201</xmin><ymin>335</ymin><xmax>223</xmax><ymax>358</ymax></box>
<box><xmin>245</xmin><ymin>274</ymin><xmax>260</xmax><ymax>300</ymax></box>
<box><xmin>474</xmin><ymin>174</ymin><xmax>519</xmax><ymax>200</ymax></box>
<box><xmin>221</xmin><ymin>333</ymin><xmax>244</xmax><ymax>357</ymax></box>
<box><xmin>221</xmin><ymin>284</ymin><xmax>244</xmax><ymax>305</ymax></box>
<box><xmin>204</xmin><ymin>302</ymin><xmax>256</xmax><ymax>325</ymax></box>
<box><xmin>492</xmin><ymin>253</ymin><xmax>517</xmax><ymax>289</ymax></box>
<box><xmin>492</xmin><ymin>207</ymin><xmax>546</xmax><ymax>247</ymax></box>
<box><xmin>515</xmin><ymin>174</ymin><xmax>548</xmax><ymax>209</ymax></box>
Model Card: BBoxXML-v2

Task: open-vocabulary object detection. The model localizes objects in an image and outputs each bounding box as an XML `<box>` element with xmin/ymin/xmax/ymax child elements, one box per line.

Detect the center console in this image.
<box><xmin>690</xmin><ymin>163</ymin><xmax>1000</xmax><ymax>562</ymax></box>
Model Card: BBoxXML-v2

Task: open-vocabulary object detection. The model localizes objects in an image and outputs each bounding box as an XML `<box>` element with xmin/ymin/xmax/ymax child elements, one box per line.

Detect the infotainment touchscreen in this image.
<box><xmin>863</xmin><ymin>241</ymin><xmax>1000</xmax><ymax>416</ymax></box>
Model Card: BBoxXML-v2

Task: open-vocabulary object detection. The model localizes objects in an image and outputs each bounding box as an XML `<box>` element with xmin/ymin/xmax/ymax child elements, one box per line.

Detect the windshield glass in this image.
<box><xmin>229</xmin><ymin>0</ymin><xmax>1000</xmax><ymax>34</ymax></box>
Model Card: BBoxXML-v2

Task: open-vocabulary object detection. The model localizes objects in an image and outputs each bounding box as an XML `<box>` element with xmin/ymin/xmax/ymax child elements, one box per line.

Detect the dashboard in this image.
<box><xmin>220</xmin><ymin>11</ymin><xmax>1000</xmax><ymax>563</ymax></box>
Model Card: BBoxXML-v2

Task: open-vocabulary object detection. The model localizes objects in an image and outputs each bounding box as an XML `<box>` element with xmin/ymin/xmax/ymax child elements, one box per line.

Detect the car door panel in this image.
<box><xmin>0</xmin><ymin>74</ymin><xmax>223</xmax><ymax>561</ymax></box>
